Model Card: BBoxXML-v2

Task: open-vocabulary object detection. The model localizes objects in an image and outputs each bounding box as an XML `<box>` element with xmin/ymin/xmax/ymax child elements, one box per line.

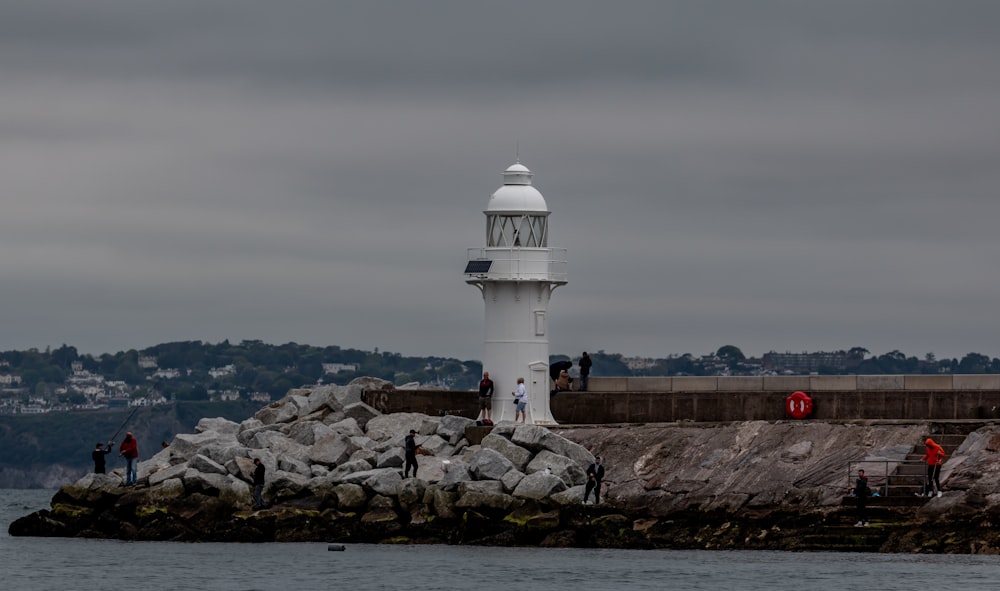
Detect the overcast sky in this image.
<box><xmin>2</xmin><ymin>1</ymin><xmax>998</xmax><ymax>362</ymax></box>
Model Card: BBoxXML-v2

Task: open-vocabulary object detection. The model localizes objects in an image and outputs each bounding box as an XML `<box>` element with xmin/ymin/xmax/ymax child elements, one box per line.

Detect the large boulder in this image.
<box><xmin>512</xmin><ymin>425</ymin><xmax>595</xmax><ymax>466</ymax></box>
<box><xmin>525</xmin><ymin>450</ymin><xmax>587</xmax><ymax>486</ymax></box>
<box><xmin>480</xmin><ymin>433</ymin><xmax>532</xmax><ymax>471</ymax></box>
<box><xmin>512</xmin><ymin>471</ymin><xmax>567</xmax><ymax>499</ymax></box>
<box><xmin>195</xmin><ymin>417</ymin><xmax>241</xmax><ymax>436</ymax></box>
<box><xmin>438</xmin><ymin>415</ymin><xmax>476</xmax><ymax>444</ymax></box>
<box><xmin>309</xmin><ymin>434</ymin><xmax>357</xmax><ymax>466</ymax></box>
<box><xmin>469</xmin><ymin>448</ymin><xmax>514</xmax><ymax>481</ymax></box>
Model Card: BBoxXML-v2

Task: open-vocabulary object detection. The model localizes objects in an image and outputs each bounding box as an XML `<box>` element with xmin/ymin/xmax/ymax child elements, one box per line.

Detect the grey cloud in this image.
<box><xmin>2</xmin><ymin>1</ymin><xmax>999</xmax><ymax>361</ymax></box>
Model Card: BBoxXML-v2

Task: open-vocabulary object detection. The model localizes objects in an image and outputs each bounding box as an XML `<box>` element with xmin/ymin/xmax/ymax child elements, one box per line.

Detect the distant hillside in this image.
<box><xmin>0</xmin><ymin>400</ymin><xmax>259</xmax><ymax>488</ymax></box>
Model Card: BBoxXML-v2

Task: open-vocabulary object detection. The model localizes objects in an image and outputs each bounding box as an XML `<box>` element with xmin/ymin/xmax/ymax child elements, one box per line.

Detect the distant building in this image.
<box><xmin>151</xmin><ymin>368</ymin><xmax>182</xmax><ymax>379</ymax></box>
<box><xmin>215</xmin><ymin>390</ymin><xmax>241</xmax><ymax>401</ymax></box>
<box><xmin>0</xmin><ymin>374</ymin><xmax>21</xmax><ymax>385</ymax></box>
<box><xmin>249</xmin><ymin>392</ymin><xmax>272</xmax><ymax>403</ymax></box>
<box><xmin>138</xmin><ymin>355</ymin><xmax>158</xmax><ymax>369</ymax></box>
<box><xmin>762</xmin><ymin>351</ymin><xmax>855</xmax><ymax>374</ymax></box>
<box><xmin>322</xmin><ymin>363</ymin><xmax>358</xmax><ymax>374</ymax></box>
<box><xmin>209</xmin><ymin>365</ymin><xmax>236</xmax><ymax>378</ymax></box>
<box><xmin>624</xmin><ymin>357</ymin><xmax>657</xmax><ymax>371</ymax></box>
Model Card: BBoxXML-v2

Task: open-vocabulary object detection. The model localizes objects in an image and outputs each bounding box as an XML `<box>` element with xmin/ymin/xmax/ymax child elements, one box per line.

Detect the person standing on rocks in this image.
<box><xmin>252</xmin><ymin>458</ymin><xmax>267</xmax><ymax>509</ymax></box>
<box><xmin>853</xmin><ymin>468</ymin><xmax>870</xmax><ymax>527</ymax></box>
<box><xmin>404</xmin><ymin>429</ymin><xmax>420</xmax><ymax>478</ymax></box>
<box><xmin>92</xmin><ymin>441</ymin><xmax>114</xmax><ymax>474</ymax></box>
<box><xmin>584</xmin><ymin>456</ymin><xmax>605</xmax><ymax>504</ymax></box>
<box><xmin>921</xmin><ymin>437</ymin><xmax>947</xmax><ymax>497</ymax></box>
<box><xmin>119</xmin><ymin>432</ymin><xmax>139</xmax><ymax>485</ymax></box>
<box><xmin>513</xmin><ymin>377</ymin><xmax>528</xmax><ymax>424</ymax></box>
<box><xmin>578</xmin><ymin>352</ymin><xmax>593</xmax><ymax>392</ymax></box>
<box><xmin>477</xmin><ymin>371</ymin><xmax>495</xmax><ymax>424</ymax></box>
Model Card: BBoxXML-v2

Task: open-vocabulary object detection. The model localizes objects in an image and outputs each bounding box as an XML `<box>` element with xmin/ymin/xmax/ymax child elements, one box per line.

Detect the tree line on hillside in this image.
<box><xmin>2</xmin><ymin>342</ymin><xmax>1000</xmax><ymax>402</ymax></box>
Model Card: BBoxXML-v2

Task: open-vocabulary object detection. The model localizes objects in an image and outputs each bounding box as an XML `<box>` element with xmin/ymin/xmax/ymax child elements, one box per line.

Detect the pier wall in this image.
<box><xmin>362</xmin><ymin>374</ymin><xmax>1000</xmax><ymax>423</ymax></box>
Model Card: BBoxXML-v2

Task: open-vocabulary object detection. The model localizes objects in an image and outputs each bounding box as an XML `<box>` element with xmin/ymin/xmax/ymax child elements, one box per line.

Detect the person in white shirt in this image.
<box><xmin>513</xmin><ymin>377</ymin><xmax>528</xmax><ymax>424</ymax></box>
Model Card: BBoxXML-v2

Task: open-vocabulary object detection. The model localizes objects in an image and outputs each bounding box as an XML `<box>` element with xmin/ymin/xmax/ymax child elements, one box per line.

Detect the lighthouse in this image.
<box><xmin>464</xmin><ymin>161</ymin><xmax>567</xmax><ymax>425</ymax></box>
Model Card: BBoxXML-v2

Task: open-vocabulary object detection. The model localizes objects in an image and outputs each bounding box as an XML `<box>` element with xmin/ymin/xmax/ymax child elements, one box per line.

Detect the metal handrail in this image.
<box><xmin>847</xmin><ymin>459</ymin><xmax>927</xmax><ymax>497</ymax></box>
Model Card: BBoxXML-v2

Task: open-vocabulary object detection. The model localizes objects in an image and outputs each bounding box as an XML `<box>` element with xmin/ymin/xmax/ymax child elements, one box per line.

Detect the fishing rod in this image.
<box><xmin>109</xmin><ymin>405</ymin><xmax>140</xmax><ymax>444</ymax></box>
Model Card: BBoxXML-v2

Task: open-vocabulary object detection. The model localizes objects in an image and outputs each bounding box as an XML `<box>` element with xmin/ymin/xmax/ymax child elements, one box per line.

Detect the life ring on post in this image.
<box><xmin>786</xmin><ymin>391</ymin><xmax>813</xmax><ymax>420</ymax></box>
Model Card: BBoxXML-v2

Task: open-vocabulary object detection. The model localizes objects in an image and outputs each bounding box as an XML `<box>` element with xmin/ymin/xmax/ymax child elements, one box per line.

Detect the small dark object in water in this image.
<box><xmin>327</xmin><ymin>544</ymin><xmax>346</xmax><ymax>552</ymax></box>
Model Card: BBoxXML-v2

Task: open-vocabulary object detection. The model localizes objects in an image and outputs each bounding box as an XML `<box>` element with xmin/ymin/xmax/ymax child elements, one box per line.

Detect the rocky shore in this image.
<box><xmin>10</xmin><ymin>379</ymin><xmax>1000</xmax><ymax>553</ymax></box>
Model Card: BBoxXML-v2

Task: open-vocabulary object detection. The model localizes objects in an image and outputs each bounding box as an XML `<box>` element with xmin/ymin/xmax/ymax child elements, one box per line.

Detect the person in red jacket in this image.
<box><xmin>921</xmin><ymin>437</ymin><xmax>947</xmax><ymax>497</ymax></box>
<box><xmin>119</xmin><ymin>431</ymin><xmax>139</xmax><ymax>486</ymax></box>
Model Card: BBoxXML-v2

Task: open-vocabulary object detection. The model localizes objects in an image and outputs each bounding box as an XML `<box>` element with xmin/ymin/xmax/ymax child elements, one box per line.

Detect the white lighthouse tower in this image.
<box><xmin>464</xmin><ymin>161</ymin><xmax>567</xmax><ymax>425</ymax></box>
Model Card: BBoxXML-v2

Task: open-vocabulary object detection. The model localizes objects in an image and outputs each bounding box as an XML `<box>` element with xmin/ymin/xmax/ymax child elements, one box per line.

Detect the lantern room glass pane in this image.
<box><xmin>486</xmin><ymin>214</ymin><xmax>548</xmax><ymax>247</ymax></box>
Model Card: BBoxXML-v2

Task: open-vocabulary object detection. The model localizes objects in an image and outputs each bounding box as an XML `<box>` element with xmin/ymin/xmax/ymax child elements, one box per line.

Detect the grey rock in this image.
<box><xmin>254</xmin><ymin>400</ymin><xmax>300</xmax><ymax>425</ymax></box>
<box><xmin>170</xmin><ymin>431</ymin><xmax>230</xmax><ymax>460</ymax></box>
<box><xmin>333</xmin><ymin>483</ymin><xmax>367</xmax><ymax>509</ymax></box>
<box><xmin>182</xmin><ymin>468</ymin><xmax>230</xmax><ymax>493</ymax></box>
<box><xmin>512</xmin><ymin>471</ymin><xmax>567</xmax><ymax>499</ymax></box>
<box><xmin>328</xmin><ymin>459</ymin><xmax>378</xmax><ymax>481</ymax></box>
<box><xmin>500</xmin><ymin>469</ymin><xmax>525</xmax><ymax>493</ymax></box>
<box><xmin>415</xmin><ymin>434</ymin><xmax>451</xmax><ymax>456</ymax></box>
<box><xmin>236</xmin><ymin>423</ymin><xmax>282</xmax><ymax>447</ymax></box>
<box><xmin>188</xmin><ymin>454</ymin><xmax>227</xmax><ymax>476</ymax></box>
<box><xmin>147</xmin><ymin>463</ymin><xmax>189</xmax><ymax>487</ymax></box>
<box><xmin>459</xmin><ymin>480</ymin><xmax>504</xmax><ymax>496</ymax></box>
<box><xmin>267</xmin><ymin>469</ymin><xmax>311</xmax><ymax>496</ymax></box>
<box><xmin>343</xmin><ymin>401</ymin><xmax>380</xmax><ymax>430</ymax></box>
<box><xmin>436</xmin><ymin>460</ymin><xmax>472</xmax><ymax>491</ymax></box>
<box><xmin>278</xmin><ymin>456</ymin><xmax>312</xmax><ymax>477</ymax></box>
<box><xmin>377</xmin><ymin>448</ymin><xmax>405</xmax><ymax>469</ymax></box>
<box><xmin>309</xmin><ymin>434</ymin><xmax>356</xmax><ymax>466</ymax></box>
<box><xmin>469</xmin><ymin>447</ymin><xmax>514</xmax><ymax>481</ymax></box>
<box><xmin>481</xmin><ymin>433</ymin><xmax>532</xmax><ymax>471</ymax></box>
<box><xmin>337</xmin><ymin>467</ymin><xmax>402</xmax><ymax>486</ymax></box>
<box><xmin>365</xmin><ymin>413</ymin><xmax>428</xmax><ymax>442</ymax></box>
<box><xmin>398</xmin><ymin>478</ymin><xmax>427</xmax><ymax>507</ymax></box>
<box><xmin>327</xmin><ymin>417</ymin><xmax>364</xmax><ymax>438</ymax></box>
<box><xmin>437</xmin><ymin>415</ymin><xmax>476</xmax><ymax>444</ymax></box>
<box><xmin>454</xmin><ymin>489</ymin><xmax>518</xmax><ymax>510</ymax></box>
<box><xmin>363</xmin><ymin>470</ymin><xmax>404</xmax><ymax>496</ymax></box>
<box><xmin>195</xmin><ymin>417</ymin><xmax>241</xmax><ymax>436</ymax></box>
<box><xmin>349</xmin><ymin>449</ymin><xmax>378</xmax><ymax>467</ymax></box>
<box><xmin>512</xmin><ymin>425</ymin><xmax>595</xmax><ymax>466</ymax></box>
<box><xmin>526</xmin><ymin>450</ymin><xmax>587</xmax><ymax>486</ymax></box>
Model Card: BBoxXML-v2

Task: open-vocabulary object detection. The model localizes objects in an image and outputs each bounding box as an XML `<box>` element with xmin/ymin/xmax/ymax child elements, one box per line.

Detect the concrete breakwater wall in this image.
<box><xmin>365</xmin><ymin>374</ymin><xmax>1000</xmax><ymax>423</ymax></box>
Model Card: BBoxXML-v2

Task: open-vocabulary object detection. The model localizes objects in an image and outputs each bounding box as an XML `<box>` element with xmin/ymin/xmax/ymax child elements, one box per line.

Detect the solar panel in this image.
<box><xmin>464</xmin><ymin>259</ymin><xmax>493</xmax><ymax>274</ymax></box>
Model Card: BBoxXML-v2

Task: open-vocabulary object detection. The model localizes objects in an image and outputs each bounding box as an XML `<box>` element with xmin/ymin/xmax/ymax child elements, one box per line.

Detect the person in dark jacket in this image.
<box><xmin>119</xmin><ymin>432</ymin><xmax>139</xmax><ymax>485</ymax></box>
<box><xmin>477</xmin><ymin>371</ymin><xmax>495</xmax><ymax>423</ymax></box>
<box><xmin>578</xmin><ymin>352</ymin><xmax>593</xmax><ymax>391</ymax></box>
<box><xmin>252</xmin><ymin>458</ymin><xmax>267</xmax><ymax>509</ymax></box>
<box><xmin>92</xmin><ymin>441</ymin><xmax>114</xmax><ymax>474</ymax></box>
<box><xmin>584</xmin><ymin>456</ymin><xmax>605</xmax><ymax>504</ymax></box>
<box><xmin>853</xmin><ymin>468</ymin><xmax>870</xmax><ymax>526</ymax></box>
<box><xmin>404</xmin><ymin>430</ymin><xmax>420</xmax><ymax>478</ymax></box>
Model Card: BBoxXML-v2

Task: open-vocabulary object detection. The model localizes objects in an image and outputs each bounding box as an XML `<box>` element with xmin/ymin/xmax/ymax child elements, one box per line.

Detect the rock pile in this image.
<box><xmin>9</xmin><ymin>378</ymin><xmax>606</xmax><ymax>544</ymax></box>
<box><xmin>14</xmin><ymin>377</ymin><xmax>1000</xmax><ymax>552</ymax></box>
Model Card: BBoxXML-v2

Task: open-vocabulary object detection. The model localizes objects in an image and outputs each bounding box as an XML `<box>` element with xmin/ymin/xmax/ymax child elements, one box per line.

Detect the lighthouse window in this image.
<box><xmin>487</xmin><ymin>214</ymin><xmax>548</xmax><ymax>248</ymax></box>
<box><xmin>534</xmin><ymin>311</ymin><xmax>546</xmax><ymax>336</ymax></box>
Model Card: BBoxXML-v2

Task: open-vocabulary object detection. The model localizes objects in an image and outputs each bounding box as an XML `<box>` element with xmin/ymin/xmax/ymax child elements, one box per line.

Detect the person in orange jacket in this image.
<box><xmin>921</xmin><ymin>437</ymin><xmax>947</xmax><ymax>497</ymax></box>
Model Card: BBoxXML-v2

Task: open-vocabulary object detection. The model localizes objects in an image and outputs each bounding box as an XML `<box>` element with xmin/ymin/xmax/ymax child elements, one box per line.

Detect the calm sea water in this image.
<box><xmin>3</xmin><ymin>488</ymin><xmax>998</xmax><ymax>591</ymax></box>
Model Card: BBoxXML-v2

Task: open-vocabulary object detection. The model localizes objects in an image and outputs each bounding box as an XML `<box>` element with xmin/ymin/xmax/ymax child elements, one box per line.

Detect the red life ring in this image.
<box><xmin>786</xmin><ymin>391</ymin><xmax>813</xmax><ymax>419</ymax></box>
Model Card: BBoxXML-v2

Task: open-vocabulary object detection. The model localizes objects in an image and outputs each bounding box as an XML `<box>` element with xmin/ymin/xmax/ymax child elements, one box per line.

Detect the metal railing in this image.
<box><xmin>465</xmin><ymin>247</ymin><xmax>568</xmax><ymax>282</ymax></box>
<box><xmin>847</xmin><ymin>459</ymin><xmax>927</xmax><ymax>497</ymax></box>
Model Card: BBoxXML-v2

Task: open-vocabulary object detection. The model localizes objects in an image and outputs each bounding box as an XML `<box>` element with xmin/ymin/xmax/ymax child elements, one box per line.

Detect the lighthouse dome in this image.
<box><xmin>487</xmin><ymin>162</ymin><xmax>549</xmax><ymax>212</ymax></box>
